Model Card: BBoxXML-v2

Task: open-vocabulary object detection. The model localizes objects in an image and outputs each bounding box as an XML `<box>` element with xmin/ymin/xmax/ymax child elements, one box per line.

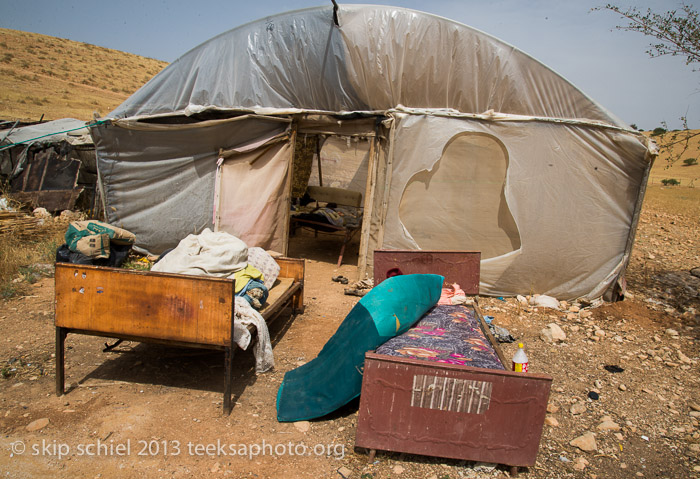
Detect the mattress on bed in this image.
<box><xmin>374</xmin><ymin>304</ymin><xmax>505</xmax><ymax>370</ymax></box>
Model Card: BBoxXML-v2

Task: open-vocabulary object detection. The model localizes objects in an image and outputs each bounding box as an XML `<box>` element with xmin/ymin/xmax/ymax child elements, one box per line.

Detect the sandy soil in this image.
<box><xmin>0</xmin><ymin>194</ymin><xmax>698</xmax><ymax>479</ymax></box>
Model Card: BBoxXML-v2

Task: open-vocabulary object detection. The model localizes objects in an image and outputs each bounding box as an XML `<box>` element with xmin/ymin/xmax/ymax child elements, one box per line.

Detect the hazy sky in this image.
<box><xmin>2</xmin><ymin>0</ymin><xmax>699</xmax><ymax>129</ymax></box>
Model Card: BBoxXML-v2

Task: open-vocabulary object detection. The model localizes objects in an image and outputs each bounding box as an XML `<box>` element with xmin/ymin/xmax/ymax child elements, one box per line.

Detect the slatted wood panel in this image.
<box><xmin>55</xmin><ymin>264</ymin><xmax>234</xmax><ymax>346</ymax></box>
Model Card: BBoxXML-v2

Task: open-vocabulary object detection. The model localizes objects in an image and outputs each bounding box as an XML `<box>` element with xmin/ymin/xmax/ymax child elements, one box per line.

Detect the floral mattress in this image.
<box><xmin>374</xmin><ymin>304</ymin><xmax>505</xmax><ymax>370</ymax></box>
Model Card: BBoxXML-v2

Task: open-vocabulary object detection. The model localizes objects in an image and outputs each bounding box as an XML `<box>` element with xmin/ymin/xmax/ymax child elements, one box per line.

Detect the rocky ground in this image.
<box><xmin>0</xmin><ymin>185</ymin><xmax>698</xmax><ymax>478</ymax></box>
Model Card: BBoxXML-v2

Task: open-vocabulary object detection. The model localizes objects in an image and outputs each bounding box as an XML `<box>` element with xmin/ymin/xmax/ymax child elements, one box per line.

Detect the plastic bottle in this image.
<box><xmin>512</xmin><ymin>342</ymin><xmax>529</xmax><ymax>372</ymax></box>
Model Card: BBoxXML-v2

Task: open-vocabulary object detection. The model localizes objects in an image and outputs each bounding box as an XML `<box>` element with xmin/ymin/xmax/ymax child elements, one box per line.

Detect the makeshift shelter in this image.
<box><xmin>90</xmin><ymin>4</ymin><xmax>655</xmax><ymax>301</ymax></box>
<box><xmin>1</xmin><ymin>118</ymin><xmax>99</xmax><ymax>214</ymax></box>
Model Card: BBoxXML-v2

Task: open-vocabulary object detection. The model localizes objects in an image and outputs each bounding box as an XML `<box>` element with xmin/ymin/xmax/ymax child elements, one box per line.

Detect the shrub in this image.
<box><xmin>1</xmin><ymin>53</ymin><xmax>13</xmax><ymax>63</ymax></box>
<box><xmin>651</xmin><ymin>127</ymin><xmax>667</xmax><ymax>136</ymax></box>
<box><xmin>683</xmin><ymin>158</ymin><xmax>698</xmax><ymax>166</ymax></box>
<box><xmin>661</xmin><ymin>178</ymin><xmax>680</xmax><ymax>186</ymax></box>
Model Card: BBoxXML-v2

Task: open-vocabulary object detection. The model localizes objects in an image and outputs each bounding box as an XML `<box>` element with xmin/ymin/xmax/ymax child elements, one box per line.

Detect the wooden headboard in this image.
<box><xmin>373</xmin><ymin>250</ymin><xmax>481</xmax><ymax>295</ymax></box>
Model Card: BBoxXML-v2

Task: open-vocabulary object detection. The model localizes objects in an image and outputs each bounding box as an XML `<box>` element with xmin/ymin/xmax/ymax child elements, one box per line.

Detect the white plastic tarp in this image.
<box><xmin>108</xmin><ymin>5</ymin><xmax>627</xmax><ymax>128</ymax></box>
<box><xmin>383</xmin><ymin>113</ymin><xmax>650</xmax><ymax>300</ymax></box>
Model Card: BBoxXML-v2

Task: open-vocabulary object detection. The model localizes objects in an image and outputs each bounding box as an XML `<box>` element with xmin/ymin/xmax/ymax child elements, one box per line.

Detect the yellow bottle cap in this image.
<box><xmin>518</xmin><ymin>342</ymin><xmax>524</xmax><ymax>348</ymax></box>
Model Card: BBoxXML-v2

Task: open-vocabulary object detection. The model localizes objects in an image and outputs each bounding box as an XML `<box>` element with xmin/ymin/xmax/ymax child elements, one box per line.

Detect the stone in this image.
<box><xmin>595</xmin><ymin>330</ymin><xmax>606</xmax><ymax>337</ymax></box>
<box><xmin>689</xmin><ymin>403</ymin><xmax>700</xmax><ymax>412</ymax></box>
<box><xmin>573</xmin><ymin>457</ymin><xmax>589</xmax><ymax>471</ymax></box>
<box><xmin>580</xmin><ymin>310</ymin><xmax>593</xmax><ymax>319</ymax></box>
<box><xmin>570</xmin><ymin>402</ymin><xmax>587</xmax><ymax>415</ymax></box>
<box><xmin>665</xmin><ymin>328</ymin><xmax>679</xmax><ymax>337</ymax></box>
<box><xmin>541</xmin><ymin>323</ymin><xmax>567</xmax><ymax>343</ymax></box>
<box><xmin>619</xmin><ymin>384</ymin><xmax>627</xmax><ymax>391</ymax></box>
<box><xmin>26</xmin><ymin>417</ymin><xmax>49</xmax><ymax>432</ymax></box>
<box><xmin>678</xmin><ymin>351</ymin><xmax>692</xmax><ymax>364</ymax></box>
<box><xmin>545</xmin><ymin>416</ymin><xmax>559</xmax><ymax>427</ymax></box>
<box><xmin>32</xmin><ymin>207</ymin><xmax>51</xmax><ymax>219</ymax></box>
<box><xmin>547</xmin><ymin>403</ymin><xmax>560</xmax><ymax>414</ymax></box>
<box><xmin>392</xmin><ymin>465</ymin><xmax>405</xmax><ymax>474</ymax></box>
<box><xmin>570</xmin><ymin>432</ymin><xmax>597</xmax><ymax>452</ymax></box>
<box><xmin>210</xmin><ymin>462</ymin><xmax>221</xmax><ymax>473</ymax></box>
<box><xmin>294</xmin><ymin>421</ymin><xmax>311</xmax><ymax>433</ymax></box>
<box><xmin>597</xmin><ymin>420</ymin><xmax>621</xmax><ymax>432</ymax></box>
<box><xmin>337</xmin><ymin>466</ymin><xmax>353</xmax><ymax>478</ymax></box>
<box><xmin>569</xmin><ymin>306</ymin><xmax>581</xmax><ymax>313</ymax></box>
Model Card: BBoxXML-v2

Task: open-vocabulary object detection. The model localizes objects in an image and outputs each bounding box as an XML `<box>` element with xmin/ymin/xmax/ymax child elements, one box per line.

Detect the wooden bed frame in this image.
<box><xmin>54</xmin><ymin>257</ymin><xmax>304</xmax><ymax>414</ymax></box>
<box><xmin>355</xmin><ymin>250</ymin><xmax>552</xmax><ymax>474</ymax></box>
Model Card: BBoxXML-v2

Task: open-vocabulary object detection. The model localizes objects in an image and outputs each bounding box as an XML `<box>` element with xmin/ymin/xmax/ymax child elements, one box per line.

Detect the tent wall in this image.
<box><xmin>91</xmin><ymin>116</ymin><xmax>290</xmax><ymax>255</ymax></box>
<box><xmin>381</xmin><ymin>113</ymin><xmax>651</xmax><ymax>300</ymax></box>
<box><xmin>216</xmin><ymin>140</ymin><xmax>292</xmax><ymax>253</ymax></box>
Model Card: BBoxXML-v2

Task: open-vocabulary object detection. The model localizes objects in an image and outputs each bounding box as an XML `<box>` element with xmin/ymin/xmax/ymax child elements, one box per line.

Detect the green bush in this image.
<box><xmin>683</xmin><ymin>158</ymin><xmax>698</xmax><ymax>166</ymax></box>
<box><xmin>651</xmin><ymin>127</ymin><xmax>667</xmax><ymax>136</ymax></box>
<box><xmin>661</xmin><ymin>178</ymin><xmax>680</xmax><ymax>186</ymax></box>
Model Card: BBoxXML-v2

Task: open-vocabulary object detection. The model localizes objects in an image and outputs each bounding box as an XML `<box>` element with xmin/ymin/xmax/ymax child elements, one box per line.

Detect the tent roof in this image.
<box><xmin>108</xmin><ymin>5</ymin><xmax>627</xmax><ymax>128</ymax></box>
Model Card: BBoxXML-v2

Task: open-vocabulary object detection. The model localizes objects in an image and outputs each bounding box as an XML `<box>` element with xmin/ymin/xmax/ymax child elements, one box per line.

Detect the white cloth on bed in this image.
<box><xmin>233</xmin><ymin>297</ymin><xmax>274</xmax><ymax>373</ymax></box>
<box><xmin>152</xmin><ymin>228</ymin><xmax>248</xmax><ymax>277</ymax></box>
<box><xmin>151</xmin><ymin>228</ymin><xmax>274</xmax><ymax>373</ymax></box>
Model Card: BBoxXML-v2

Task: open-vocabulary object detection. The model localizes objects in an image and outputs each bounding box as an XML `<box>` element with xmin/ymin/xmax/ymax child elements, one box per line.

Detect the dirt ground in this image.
<box><xmin>0</xmin><ymin>190</ymin><xmax>698</xmax><ymax>479</ymax></box>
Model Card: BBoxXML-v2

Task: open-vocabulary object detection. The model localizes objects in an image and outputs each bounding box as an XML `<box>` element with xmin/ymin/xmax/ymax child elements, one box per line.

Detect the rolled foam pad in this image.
<box><xmin>276</xmin><ymin>273</ymin><xmax>444</xmax><ymax>422</ymax></box>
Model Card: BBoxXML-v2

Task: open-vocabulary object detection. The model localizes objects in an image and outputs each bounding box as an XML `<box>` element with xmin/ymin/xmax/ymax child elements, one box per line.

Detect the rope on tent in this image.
<box><xmin>0</xmin><ymin>120</ymin><xmax>109</xmax><ymax>152</ymax></box>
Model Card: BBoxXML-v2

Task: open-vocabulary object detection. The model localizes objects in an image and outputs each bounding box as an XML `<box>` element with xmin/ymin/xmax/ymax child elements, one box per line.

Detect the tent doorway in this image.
<box><xmin>287</xmin><ymin>117</ymin><xmax>379</xmax><ymax>268</ymax></box>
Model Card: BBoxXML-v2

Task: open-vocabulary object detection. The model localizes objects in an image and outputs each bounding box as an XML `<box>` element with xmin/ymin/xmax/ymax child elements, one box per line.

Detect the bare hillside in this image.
<box><xmin>0</xmin><ymin>28</ymin><xmax>167</xmax><ymax>122</ymax></box>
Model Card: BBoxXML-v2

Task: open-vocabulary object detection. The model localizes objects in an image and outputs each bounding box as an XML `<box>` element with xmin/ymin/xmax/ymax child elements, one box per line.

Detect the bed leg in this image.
<box><xmin>509</xmin><ymin>465</ymin><xmax>519</xmax><ymax>477</ymax></box>
<box><xmin>56</xmin><ymin>327</ymin><xmax>67</xmax><ymax>396</ymax></box>
<box><xmin>337</xmin><ymin>232</ymin><xmax>351</xmax><ymax>268</ymax></box>
<box><xmin>223</xmin><ymin>346</ymin><xmax>236</xmax><ymax>415</ymax></box>
<box><xmin>368</xmin><ymin>449</ymin><xmax>376</xmax><ymax>463</ymax></box>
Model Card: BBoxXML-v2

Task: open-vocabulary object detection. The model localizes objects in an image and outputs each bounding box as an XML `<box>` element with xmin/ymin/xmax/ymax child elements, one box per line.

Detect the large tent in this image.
<box><xmin>90</xmin><ymin>4</ymin><xmax>655</xmax><ymax>301</ymax></box>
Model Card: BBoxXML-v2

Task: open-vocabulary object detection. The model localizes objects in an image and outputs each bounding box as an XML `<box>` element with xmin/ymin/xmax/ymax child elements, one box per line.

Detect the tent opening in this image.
<box><xmin>288</xmin><ymin>131</ymin><xmax>371</xmax><ymax>266</ymax></box>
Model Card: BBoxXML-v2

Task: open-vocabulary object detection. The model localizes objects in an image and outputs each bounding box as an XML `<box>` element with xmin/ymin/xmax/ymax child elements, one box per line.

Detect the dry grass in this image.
<box><xmin>0</xmin><ymin>217</ymin><xmax>65</xmax><ymax>298</ymax></box>
<box><xmin>0</xmin><ymin>28</ymin><xmax>167</xmax><ymax>122</ymax></box>
<box><xmin>646</xmin><ymin>129</ymin><xmax>700</xmax><ymax>187</ymax></box>
<box><xmin>642</xmin><ymin>184</ymin><xmax>700</xmax><ymax>218</ymax></box>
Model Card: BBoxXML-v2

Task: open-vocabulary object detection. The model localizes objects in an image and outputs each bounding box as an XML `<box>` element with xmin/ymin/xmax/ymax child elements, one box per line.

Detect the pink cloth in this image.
<box><xmin>438</xmin><ymin>283</ymin><xmax>466</xmax><ymax>304</ymax></box>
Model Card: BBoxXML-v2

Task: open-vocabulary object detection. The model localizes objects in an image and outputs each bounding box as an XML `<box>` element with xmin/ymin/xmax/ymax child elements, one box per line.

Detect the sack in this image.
<box><xmin>65</xmin><ymin>221</ymin><xmax>135</xmax><ymax>258</ymax></box>
<box><xmin>56</xmin><ymin>243</ymin><xmax>132</xmax><ymax>267</ymax></box>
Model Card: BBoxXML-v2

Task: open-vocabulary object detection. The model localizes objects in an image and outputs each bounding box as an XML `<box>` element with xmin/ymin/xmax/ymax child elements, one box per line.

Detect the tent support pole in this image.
<box><xmin>358</xmin><ymin>135</ymin><xmax>378</xmax><ymax>279</ymax></box>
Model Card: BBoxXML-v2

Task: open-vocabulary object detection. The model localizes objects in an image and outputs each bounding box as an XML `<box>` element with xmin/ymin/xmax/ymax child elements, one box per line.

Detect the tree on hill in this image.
<box><xmin>595</xmin><ymin>3</ymin><xmax>699</xmax><ymax>170</ymax></box>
